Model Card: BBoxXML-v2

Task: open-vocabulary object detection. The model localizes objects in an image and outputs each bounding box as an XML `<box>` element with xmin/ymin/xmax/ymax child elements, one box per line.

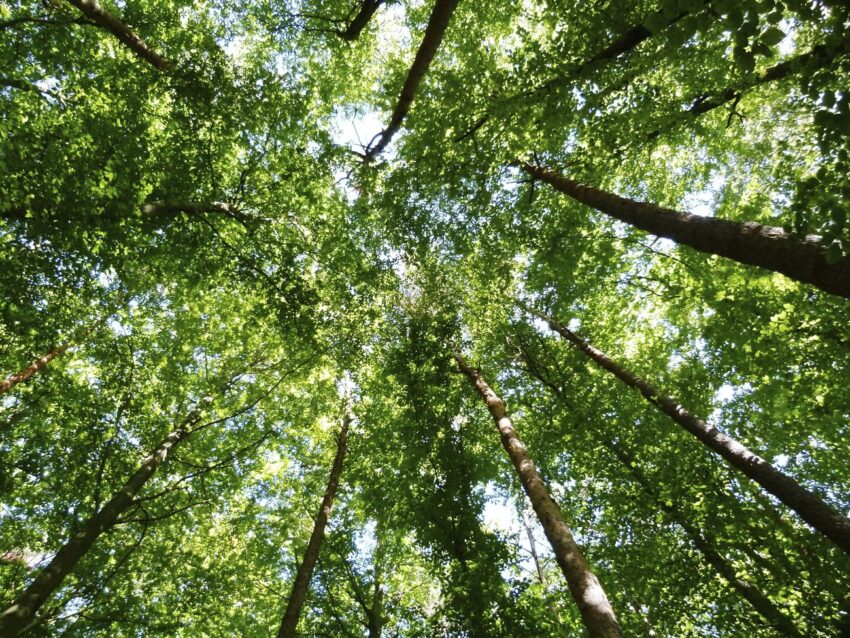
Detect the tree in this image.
<box><xmin>278</xmin><ymin>408</ymin><xmax>351</xmax><ymax>638</ymax></box>
<box><xmin>527</xmin><ymin>305</ymin><xmax>850</xmax><ymax>555</ymax></box>
<box><xmin>521</xmin><ymin>162</ymin><xmax>850</xmax><ymax>299</ymax></box>
<box><xmin>64</xmin><ymin>0</ymin><xmax>172</xmax><ymax>70</ymax></box>
<box><xmin>2</xmin><ymin>0</ymin><xmax>850</xmax><ymax>634</ymax></box>
<box><xmin>454</xmin><ymin>352</ymin><xmax>622</xmax><ymax>638</ymax></box>
<box><xmin>0</xmin><ymin>400</ymin><xmax>208</xmax><ymax>636</ymax></box>
<box><xmin>363</xmin><ymin>0</ymin><xmax>461</xmax><ymax>161</ymax></box>
<box><xmin>0</xmin><ymin>342</ymin><xmax>71</xmax><ymax>396</ymax></box>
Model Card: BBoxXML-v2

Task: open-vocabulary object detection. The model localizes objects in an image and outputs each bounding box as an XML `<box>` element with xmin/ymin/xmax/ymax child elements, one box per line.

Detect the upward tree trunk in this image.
<box><xmin>0</xmin><ymin>343</ymin><xmax>70</xmax><ymax>396</ymax></box>
<box><xmin>603</xmin><ymin>439</ymin><xmax>803</xmax><ymax>637</ymax></box>
<box><xmin>0</xmin><ymin>404</ymin><xmax>207</xmax><ymax>637</ymax></box>
<box><xmin>64</xmin><ymin>0</ymin><xmax>172</xmax><ymax>70</ymax></box>
<box><xmin>453</xmin><ymin>352</ymin><xmax>622</xmax><ymax>638</ymax></box>
<box><xmin>363</xmin><ymin>0</ymin><xmax>460</xmax><ymax>161</ymax></box>
<box><xmin>367</xmin><ymin>553</ymin><xmax>384</xmax><ymax>638</ymax></box>
<box><xmin>277</xmin><ymin>411</ymin><xmax>351</xmax><ymax>638</ymax></box>
<box><xmin>528</xmin><ymin>306</ymin><xmax>850</xmax><ymax>556</ymax></box>
<box><xmin>521</xmin><ymin>162</ymin><xmax>850</xmax><ymax>299</ymax></box>
<box><xmin>516</xmin><ymin>342</ymin><xmax>806</xmax><ymax>636</ymax></box>
<box><xmin>337</xmin><ymin>0</ymin><xmax>385</xmax><ymax>41</ymax></box>
<box><xmin>522</xmin><ymin>508</ymin><xmax>547</xmax><ymax>587</ymax></box>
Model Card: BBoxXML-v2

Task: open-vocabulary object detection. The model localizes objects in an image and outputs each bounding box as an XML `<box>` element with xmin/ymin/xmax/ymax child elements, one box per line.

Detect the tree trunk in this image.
<box><xmin>364</xmin><ymin>0</ymin><xmax>460</xmax><ymax>161</ymax></box>
<box><xmin>0</xmin><ymin>343</ymin><xmax>70</xmax><ymax>396</ymax></box>
<box><xmin>0</xmin><ymin>404</ymin><xmax>206</xmax><ymax>637</ymax></box>
<box><xmin>517</xmin><ymin>342</ymin><xmax>804</xmax><ymax>635</ymax></box>
<box><xmin>367</xmin><ymin>561</ymin><xmax>384</xmax><ymax>638</ymax></box>
<box><xmin>453</xmin><ymin>352</ymin><xmax>622</xmax><ymax>638</ymax></box>
<box><xmin>522</xmin><ymin>508</ymin><xmax>547</xmax><ymax>586</ymax></box>
<box><xmin>520</xmin><ymin>162</ymin><xmax>850</xmax><ymax>299</ymax></box>
<box><xmin>64</xmin><ymin>0</ymin><xmax>172</xmax><ymax>70</ymax></box>
<box><xmin>337</xmin><ymin>0</ymin><xmax>385</xmax><ymax>41</ymax></box>
<box><xmin>604</xmin><ymin>439</ymin><xmax>803</xmax><ymax>637</ymax></box>
<box><xmin>277</xmin><ymin>412</ymin><xmax>351</xmax><ymax>638</ymax></box>
<box><xmin>529</xmin><ymin>306</ymin><xmax>850</xmax><ymax>555</ymax></box>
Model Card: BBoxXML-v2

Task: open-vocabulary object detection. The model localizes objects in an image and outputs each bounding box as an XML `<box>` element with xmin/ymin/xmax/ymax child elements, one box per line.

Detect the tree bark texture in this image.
<box><xmin>0</xmin><ymin>343</ymin><xmax>70</xmax><ymax>396</ymax></box>
<box><xmin>277</xmin><ymin>412</ymin><xmax>351</xmax><ymax>638</ymax></box>
<box><xmin>530</xmin><ymin>307</ymin><xmax>850</xmax><ymax>556</ymax></box>
<box><xmin>64</xmin><ymin>0</ymin><xmax>173</xmax><ymax>70</ymax></box>
<box><xmin>364</xmin><ymin>0</ymin><xmax>460</xmax><ymax>160</ymax></box>
<box><xmin>453</xmin><ymin>352</ymin><xmax>622</xmax><ymax>638</ymax></box>
<box><xmin>0</xmin><ymin>405</ymin><xmax>206</xmax><ymax>637</ymax></box>
<box><xmin>521</xmin><ymin>162</ymin><xmax>850</xmax><ymax>299</ymax></box>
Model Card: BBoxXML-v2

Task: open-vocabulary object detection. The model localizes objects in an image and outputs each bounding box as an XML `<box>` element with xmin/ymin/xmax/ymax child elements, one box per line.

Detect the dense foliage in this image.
<box><xmin>1</xmin><ymin>0</ymin><xmax>849</xmax><ymax>635</ymax></box>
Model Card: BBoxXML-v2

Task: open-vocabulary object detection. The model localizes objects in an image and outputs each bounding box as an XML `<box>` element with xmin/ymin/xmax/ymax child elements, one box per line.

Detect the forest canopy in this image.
<box><xmin>1</xmin><ymin>0</ymin><xmax>849</xmax><ymax>636</ymax></box>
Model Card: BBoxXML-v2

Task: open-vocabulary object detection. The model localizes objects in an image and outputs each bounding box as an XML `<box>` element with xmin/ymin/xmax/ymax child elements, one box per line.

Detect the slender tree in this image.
<box><xmin>645</xmin><ymin>41</ymin><xmax>850</xmax><ymax>141</ymax></box>
<box><xmin>455</xmin><ymin>1</ymin><xmax>706</xmax><ymax>141</ymax></box>
<box><xmin>521</xmin><ymin>162</ymin><xmax>850</xmax><ymax>299</ymax></box>
<box><xmin>64</xmin><ymin>0</ymin><xmax>173</xmax><ymax>70</ymax></box>
<box><xmin>363</xmin><ymin>0</ymin><xmax>460</xmax><ymax>161</ymax></box>
<box><xmin>517</xmin><ymin>342</ymin><xmax>808</xmax><ymax>636</ymax></box>
<box><xmin>527</xmin><ymin>306</ymin><xmax>850</xmax><ymax>555</ymax></box>
<box><xmin>277</xmin><ymin>410</ymin><xmax>351</xmax><ymax>638</ymax></box>
<box><xmin>453</xmin><ymin>352</ymin><xmax>622</xmax><ymax>638</ymax></box>
<box><xmin>603</xmin><ymin>438</ymin><xmax>803</xmax><ymax>638</ymax></box>
<box><xmin>367</xmin><ymin>525</ymin><xmax>384</xmax><ymax>638</ymax></box>
<box><xmin>0</xmin><ymin>400</ymin><xmax>209</xmax><ymax>637</ymax></box>
<box><xmin>522</xmin><ymin>507</ymin><xmax>547</xmax><ymax>587</ymax></box>
<box><xmin>0</xmin><ymin>342</ymin><xmax>71</xmax><ymax>396</ymax></box>
<box><xmin>336</xmin><ymin>0</ymin><xmax>385</xmax><ymax>41</ymax></box>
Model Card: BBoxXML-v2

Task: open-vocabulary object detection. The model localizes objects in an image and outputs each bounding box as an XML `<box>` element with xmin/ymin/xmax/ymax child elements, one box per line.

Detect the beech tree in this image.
<box><xmin>278</xmin><ymin>409</ymin><xmax>351</xmax><ymax>638</ymax></box>
<box><xmin>1</xmin><ymin>0</ymin><xmax>849</xmax><ymax>635</ymax></box>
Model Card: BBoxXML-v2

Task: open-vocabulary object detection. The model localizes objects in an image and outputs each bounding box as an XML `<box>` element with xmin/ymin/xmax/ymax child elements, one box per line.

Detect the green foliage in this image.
<box><xmin>1</xmin><ymin>0</ymin><xmax>849</xmax><ymax>635</ymax></box>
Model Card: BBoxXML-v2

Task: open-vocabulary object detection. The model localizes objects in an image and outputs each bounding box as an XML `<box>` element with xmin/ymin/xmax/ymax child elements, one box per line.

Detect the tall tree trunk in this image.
<box><xmin>337</xmin><ymin>0</ymin><xmax>385</xmax><ymax>41</ymax></box>
<box><xmin>0</xmin><ymin>343</ymin><xmax>70</xmax><ymax>396</ymax></box>
<box><xmin>528</xmin><ymin>306</ymin><xmax>850</xmax><ymax>555</ymax></box>
<box><xmin>453</xmin><ymin>352</ymin><xmax>622</xmax><ymax>638</ymax></box>
<box><xmin>277</xmin><ymin>411</ymin><xmax>351</xmax><ymax>638</ymax></box>
<box><xmin>604</xmin><ymin>439</ymin><xmax>803</xmax><ymax>637</ymax></box>
<box><xmin>517</xmin><ymin>343</ymin><xmax>805</xmax><ymax>635</ymax></box>
<box><xmin>64</xmin><ymin>0</ymin><xmax>172</xmax><ymax>70</ymax></box>
<box><xmin>0</xmin><ymin>404</ymin><xmax>207</xmax><ymax>637</ymax></box>
<box><xmin>363</xmin><ymin>0</ymin><xmax>460</xmax><ymax>161</ymax></box>
<box><xmin>367</xmin><ymin>517</ymin><xmax>385</xmax><ymax>638</ymax></box>
<box><xmin>520</xmin><ymin>162</ymin><xmax>850</xmax><ymax>299</ymax></box>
